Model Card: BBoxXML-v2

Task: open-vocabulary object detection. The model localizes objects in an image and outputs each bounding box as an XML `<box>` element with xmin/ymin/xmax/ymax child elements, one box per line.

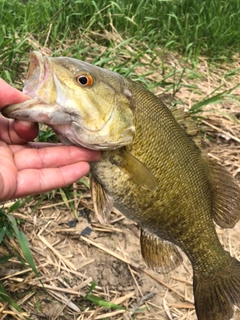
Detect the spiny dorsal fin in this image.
<box><xmin>90</xmin><ymin>175</ymin><xmax>113</xmax><ymax>224</ymax></box>
<box><xmin>140</xmin><ymin>229</ymin><xmax>183</xmax><ymax>274</ymax></box>
<box><xmin>121</xmin><ymin>151</ymin><xmax>158</xmax><ymax>191</ymax></box>
<box><xmin>206</xmin><ymin>158</ymin><xmax>240</xmax><ymax>228</ymax></box>
<box><xmin>171</xmin><ymin>107</ymin><xmax>203</xmax><ymax>149</ymax></box>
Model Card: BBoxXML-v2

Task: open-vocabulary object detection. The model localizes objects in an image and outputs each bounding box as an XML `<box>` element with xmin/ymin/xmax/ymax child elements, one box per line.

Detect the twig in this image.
<box><xmin>39</xmin><ymin>0</ymin><xmax>71</xmax><ymax>32</ymax></box>
<box><xmin>38</xmin><ymin>235</ymin><xmax>77</xmax><ymax>270</ymax></box>
<box><xmin>95</xmin><ymin>310</ymin><xmax>126</xmax><ymax>319</ymax></box>
<box><xmin>44</xmin><ymin>23</ymin><xmax>52</xmax><ymax>47</ymax></box>
<box><xmin>112</xmin><ymin>291</ymin><xmax>135</xmax><ymax>305</ymax></box>
<box><xmin>126</xmin><ymin>291</ymin><xmax>156</xmax><ymax>318</ymax></box>
<box><xmin>0</xmin><ymin>311</ymin><xmax>30</xmax><ymax>317</ymax></box>
<box><xmin>48</xmin><ymin>291</ymin><xmax>80</xmax><ymax>313</ymax></box>
<box><xmin>163</xmin><ymin>298</ymin><xmax>173</xmax><ymax>320</ymax></box>
<box><xmin>167</xmin><ymin>303</ymin><xmax>194</xmax><ymax>309</ymax></box>
<box><xmin>202</xmin><ymin>120</ymin><xmax>240</xmax><ymax>143</ymax></box>
<box><xmin>170</xmin><ymin>276</ymin><xmax>192</xmax><ymax>285</ymax></box>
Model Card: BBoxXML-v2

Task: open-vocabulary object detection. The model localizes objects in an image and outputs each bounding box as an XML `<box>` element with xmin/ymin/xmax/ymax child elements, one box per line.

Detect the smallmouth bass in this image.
<box><xmin>3</xmin><ymin>51</ymin><xmax>240</xmax><ymax>320</ymax></box>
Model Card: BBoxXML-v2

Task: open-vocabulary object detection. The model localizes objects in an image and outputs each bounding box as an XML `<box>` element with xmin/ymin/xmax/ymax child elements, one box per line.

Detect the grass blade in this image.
<box><xmin>7</xmin><ymin>215</ymin><xmax>38</xmax><ymax>277</ymax></box>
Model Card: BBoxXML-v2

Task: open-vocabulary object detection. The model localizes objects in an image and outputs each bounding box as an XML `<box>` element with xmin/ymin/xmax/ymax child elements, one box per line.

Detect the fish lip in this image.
<box><xmin>2</xmin><ymin>98</ymin><xmax>40</xmax><ymax>117</ymax></box>
<box><xmin>27</xmin><ymin>51</ymin><xmax>44</xmax><ymax>81</ymax></box>
<box><xmin>23</xmin><ymin>51</ymin><xmax>51</xmax><ymax>98</ymax></box>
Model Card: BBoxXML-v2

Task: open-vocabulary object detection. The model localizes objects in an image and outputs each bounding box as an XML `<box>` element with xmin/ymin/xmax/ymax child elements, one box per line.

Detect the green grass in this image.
<box><xmin>1</xmin><ymin>0</ymin><xmax>240</xmax><ymax>86</ymax></box>
<box><xmin>0</xmin><ymin>207</ymin><xmax>39</xmax><ymax>313</ymax></box>
<box><xmin>1</xmin><ymin>0</ymin><xmax>240</xmax><ymax>84</ymax></box>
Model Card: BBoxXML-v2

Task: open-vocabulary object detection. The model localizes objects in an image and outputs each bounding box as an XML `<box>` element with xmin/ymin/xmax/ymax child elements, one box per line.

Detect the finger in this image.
<box><xmin>12</xmin><ymin>120</ymin><xmax>39</xmax><ymax>142</ymax></box>
<box><xmin>9</xmin><ymin>142</ymin><xmax>61</xmax><ymax>153</ymax></box>
<box><xmin>0</xmin><ymin>116</ymin><xmax>38</xmax><ymax>144</ymax></box>
<box><xmin>14</xmin><ymin>145</ymin><xmax>101</xmax><ymax>170</ymax></box>
<box><xmin>0</xmin><ymin>79</ymin><xmax>29</xmax><ymax>109</ymax></box>
<box><xmin>13</xmin><ymin>162</ymin><xmax>91</xmax><ymax>199</ymax></box>
<box><xmin>9</xmin><ymin>142</ymin><xmax>63</xmax><ymax>153</ymax></box>
<box><xmin>0</xmin><ymin>142</ymin><xmax>18</xmax><ymax>200</ymax></box>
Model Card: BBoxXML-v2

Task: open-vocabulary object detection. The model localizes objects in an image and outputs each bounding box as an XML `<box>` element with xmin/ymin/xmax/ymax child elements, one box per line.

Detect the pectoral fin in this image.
<box><xmin>121</xmin><ymin>151</ymin><xmax>158</xmax><ymax>191</ymax></box>
<box><xmin>206</xmin><ymin>158</ymin><xmax>240</xmax><ymax>228</ymax></box>
<box><xmin>90</xmin><ymin>175</ymin><xmax>113</xmax><ymax>225</ymax></box>
<box><xmin>140</xmin><ymin>229</ymin><xmax>183</xmax><ymax>273</ymax></box>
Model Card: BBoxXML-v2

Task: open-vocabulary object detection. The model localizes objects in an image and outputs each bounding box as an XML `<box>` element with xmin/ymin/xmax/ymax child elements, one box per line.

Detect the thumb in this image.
<box><xmin>11</xmin><ymin>120</ymin><xmax>39</xmax><ymax>144</ymax></box>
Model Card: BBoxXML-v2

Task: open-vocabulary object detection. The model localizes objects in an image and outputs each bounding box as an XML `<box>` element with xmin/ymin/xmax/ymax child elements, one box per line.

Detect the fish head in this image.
<box><xmin>3</xmin><ymin>51</ymin><xmax>135</xmax><ymax>150</ymax></box>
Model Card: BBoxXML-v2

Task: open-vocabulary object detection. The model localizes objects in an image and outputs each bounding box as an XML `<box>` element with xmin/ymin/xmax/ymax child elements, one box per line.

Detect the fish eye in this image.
<box><xmin>75</xmin><ymin>73</ymin><xmax>93</xmax><ymax>87</ymax></box>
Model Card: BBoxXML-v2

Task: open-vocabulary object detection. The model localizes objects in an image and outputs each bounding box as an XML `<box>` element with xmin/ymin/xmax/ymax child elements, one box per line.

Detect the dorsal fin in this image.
<box><xmin>171</xmin><ymin>107</ymin><xmax>203</xmax><ymax>149</ymax></box>
<box><xmin>205</xmin><ymin>158</ymin><xmax>240</xmax><ymax>228</ymax></box>
<box><xmin>171</xmin><ymin>107</ymin><xmax>240</xmax><ymax>228</ymax></box>
<box><xmin>140</xmin><ymin>229</ymin><xmax>183</xmax><ymax>274</ymax></box>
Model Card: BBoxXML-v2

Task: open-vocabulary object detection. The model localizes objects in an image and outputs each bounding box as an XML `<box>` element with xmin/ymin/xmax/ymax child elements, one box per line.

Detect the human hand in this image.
<box><xmin>0</xmin><ymin>79</ymin><xmax>100</xmax><ymax>201</ymax></box>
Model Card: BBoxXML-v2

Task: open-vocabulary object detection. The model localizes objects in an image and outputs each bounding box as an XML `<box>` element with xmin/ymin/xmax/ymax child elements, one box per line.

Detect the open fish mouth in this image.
<box><xmin>4</xmin><ymin>51</ymin><xmax>114</xmax><ymax>133</ymax></box>
<box><xmin>23</xmin><ymin>51</ymin><xmax>50</xmax><ymax>98</ymax></box>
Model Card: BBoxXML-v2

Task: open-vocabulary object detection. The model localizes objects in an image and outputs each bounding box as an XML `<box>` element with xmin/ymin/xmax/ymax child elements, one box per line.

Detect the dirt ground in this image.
<box><xmin>1</xmin><ymin>48</ymin><xmax>240</xmax><ymax>319</ymax></box>
<box><xmin>2</xmin><ymin>187</ymin><xmax>240</xmax><ymax>320</ymax></box>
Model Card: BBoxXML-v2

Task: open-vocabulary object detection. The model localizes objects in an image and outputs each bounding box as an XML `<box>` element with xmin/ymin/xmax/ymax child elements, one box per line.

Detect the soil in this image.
<box><xmin>1</xmin><ymin>181</ymin><xmax>240</xmax><ymax>320</ymax></box>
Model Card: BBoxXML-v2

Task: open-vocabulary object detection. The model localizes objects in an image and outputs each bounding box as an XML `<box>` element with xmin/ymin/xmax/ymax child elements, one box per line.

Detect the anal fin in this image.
<box><xmin>140</xmin><ymin>229</ymin><xmax>183</xmax><ymax>274</ymax></box>
<box><xmin>90</xmin><ymin>175</ymin><xmax>113</xmax><ymax>225</ymax></box>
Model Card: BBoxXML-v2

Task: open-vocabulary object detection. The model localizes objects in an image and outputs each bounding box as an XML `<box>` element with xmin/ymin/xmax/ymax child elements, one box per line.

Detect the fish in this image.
<box><xmin>3</xmin><ymin>51</ymin><xmax>240</xmax><ymax>320</ymax></box>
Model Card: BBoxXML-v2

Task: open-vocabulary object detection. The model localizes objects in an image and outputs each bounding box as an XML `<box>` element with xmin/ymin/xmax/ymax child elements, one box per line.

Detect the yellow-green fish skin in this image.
<box><xmin>3</xmin><ymin>52</ymin><xmax>240</xmax><ymax>320</ymax></box>
<box><xmin>91</xmin><ymin>80</ymin><xmax>228</xmax><ymax>271</ymax></box>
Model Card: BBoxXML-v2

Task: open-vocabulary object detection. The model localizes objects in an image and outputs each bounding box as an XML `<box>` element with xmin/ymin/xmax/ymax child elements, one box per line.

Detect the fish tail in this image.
<box><xmin>193</xmin><ymin>256</ymin><xmax>240</xmax><ymax>320</ymax></box>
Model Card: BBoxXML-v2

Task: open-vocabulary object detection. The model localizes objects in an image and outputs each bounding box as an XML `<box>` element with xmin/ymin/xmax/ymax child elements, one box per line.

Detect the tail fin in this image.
<box><xmin>193</xmin><ymin>257</ymin><xmax>240</xmax><ymax>320</ymax></box>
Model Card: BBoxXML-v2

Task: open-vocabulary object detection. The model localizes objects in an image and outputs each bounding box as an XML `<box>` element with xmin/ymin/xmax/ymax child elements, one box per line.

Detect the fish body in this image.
<box><xmin>3</xmin><ymin>52</ymin><xmax>240</xmax><ymax>320</ymax></box>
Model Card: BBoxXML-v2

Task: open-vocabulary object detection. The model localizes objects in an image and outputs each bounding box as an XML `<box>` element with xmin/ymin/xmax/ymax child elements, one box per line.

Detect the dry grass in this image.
<box><xmin>1</xmin><ymin>188</ymin><xmax>197</xmax><ymax>320</ymax></box>
<box><xmin>1</xmin><ymin>32</ymin><xmax>240</xmax><ymax>320</ymax></box>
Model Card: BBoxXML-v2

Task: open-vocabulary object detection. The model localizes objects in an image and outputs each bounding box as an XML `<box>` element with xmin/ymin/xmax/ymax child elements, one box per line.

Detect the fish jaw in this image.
<box><xmin>2</xmin><ymin>51</ymin><xmax>135</xmax><ymax>150</ymax></box>
<box><xmin>2</xmin><ymin>98</ymin><xmax>134</xmax><ymax>150</ymax></box>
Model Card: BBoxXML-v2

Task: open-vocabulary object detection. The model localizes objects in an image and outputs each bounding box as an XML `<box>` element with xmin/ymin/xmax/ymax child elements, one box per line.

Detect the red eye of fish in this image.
<box><xmin>76</xmin><ymin>74</ymin><xmax>93</xmax><ymax>87</ymax></box>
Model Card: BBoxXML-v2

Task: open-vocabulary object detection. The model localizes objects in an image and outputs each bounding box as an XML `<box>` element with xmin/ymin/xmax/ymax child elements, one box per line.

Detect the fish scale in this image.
<box><xmin>3</xmin><ymin>51</ymin><xmax>240</xmax><ymax>320</ymax></box>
